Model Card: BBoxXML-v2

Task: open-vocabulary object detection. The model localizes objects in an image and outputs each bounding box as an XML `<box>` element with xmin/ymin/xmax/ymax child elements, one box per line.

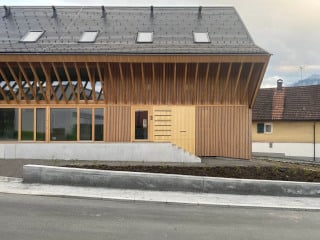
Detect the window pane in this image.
<box><xmin>20</xmin><ymin>31</ymin><xmax>44</xmax><ymax>42</ymax></box>
<box><xmin>95</xmin><ymin>108</ymin><xmax>104</xmax><ymax>141</ymax></box>
<box><xmin>0</xmin><ymin>108</ymin><xmax>18</xmax><ymax>140</ymax></box>
<box><xmin>265</xmin><ymin>124</ymin><xmax>272</xmax><ymax>133</ymax></box>
<box><xmin>21</xmin><ymin>109</ymin><xmax>34</xmax><ymax>141</ymax></box>
<box><xmin>80</xmin><ymin>109</ymin><xmax>92</xmax><ymax>140</ymax></box>
<box><xmin>193</xmin><ymin>32</ymin><xmax>210</xmax><ymax>43</ymax></box>
<box><xmin>50</xmin><ymin>108</ymin><xmax>77</xmax><ymax>141</ymax></box>
<box><xmin>137</xmin><ymin>32</ymin><xmax>153</xmax><ymax>43</ymax></box>
<box><xmin>36</xmin><ymin>108</ymin><xmax>46</xmax><ymax>141</ymax></box>
<box><xmin>257</xmin><ymin>123</ymin><xmax>264</xmax><ymax>133</ymax></box>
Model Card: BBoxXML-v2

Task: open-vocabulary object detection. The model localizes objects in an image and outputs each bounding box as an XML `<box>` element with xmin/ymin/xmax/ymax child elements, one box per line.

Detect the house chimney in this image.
<box><xmin>277</xmin><ymin>79</ymin><xmax>283</xmax><ymax>90</ymax></box>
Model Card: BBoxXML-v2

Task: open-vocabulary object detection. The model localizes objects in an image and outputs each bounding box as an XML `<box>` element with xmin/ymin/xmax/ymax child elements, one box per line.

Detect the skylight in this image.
<box><xmin>193</xmin><ymin>32</ymin><xmax>210</xmax><ymax>43</ymax></box>
<box><xmin>137</xmin><ymin>32</ymin><xmax>153</xmax><ymax>43</ymax></box>
<box><xmin>20</xmin><ymin>31</ymin><xmax>45</xmax><ymax>43</ymax></box>
<box><xmin>79</xmin><ymin>31</ymin><xmax>99</xmax><ymax>43</ymax></box>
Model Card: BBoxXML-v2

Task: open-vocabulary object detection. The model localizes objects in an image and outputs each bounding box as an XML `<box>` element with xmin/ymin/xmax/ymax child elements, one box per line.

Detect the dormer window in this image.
<box><xmin>79</xmin><ymin>31</ymin><xmax>99</xmax><ymax>43</ymax></box>
<box><xmin>193</xmin><ymin>32</ymin><xmax>210</xmax><ymax>43</ymax></box>
<box><xmin>20</xmin><ymin>31</ymin><xmax>45</xmax><ymax>43</ymax></box>
<box><xmin>136</xmin><ymin>32</ymin><xmax>153</xmax><ymax>43</ymax></box>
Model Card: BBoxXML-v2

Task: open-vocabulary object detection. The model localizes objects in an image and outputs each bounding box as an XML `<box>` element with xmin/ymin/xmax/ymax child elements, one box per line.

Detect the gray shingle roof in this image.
<box><xmin>0</xmin><ymin>6</ymin><xmax>268</xmax><ymax>55</ymax></box>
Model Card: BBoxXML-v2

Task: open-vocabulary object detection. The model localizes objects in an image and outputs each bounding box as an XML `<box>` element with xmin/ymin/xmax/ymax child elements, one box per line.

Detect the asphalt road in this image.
<box><xmin>0</xmin><ymin>193</ymin><xmax>319</xmax><ymax>240</ymax></box>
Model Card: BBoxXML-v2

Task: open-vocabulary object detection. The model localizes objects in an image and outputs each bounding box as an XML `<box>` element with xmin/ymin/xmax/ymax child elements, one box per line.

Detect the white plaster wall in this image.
<box><xmin>0</xmin><ymin>142</ymin><xmax>200</xmax><ymax>163</ymax></box>
<box><xmin>253</xmin><ymin>142</ymin><xmax>320</xmax><ymax>159</ymax></box>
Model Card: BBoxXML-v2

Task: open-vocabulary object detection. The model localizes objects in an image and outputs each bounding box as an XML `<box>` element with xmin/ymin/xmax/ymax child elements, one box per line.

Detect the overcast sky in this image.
<box><xmin>3</xmin><ymin>0</ymin><xmax>320</xmax><ymax>87</ymax></box>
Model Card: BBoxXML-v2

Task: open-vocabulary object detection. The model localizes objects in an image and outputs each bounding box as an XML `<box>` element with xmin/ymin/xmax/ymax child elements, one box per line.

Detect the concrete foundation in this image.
<box><xmin>0</xmin><ymin>142</ymin><xmax>200</xmax><ymax>163</ymax></box>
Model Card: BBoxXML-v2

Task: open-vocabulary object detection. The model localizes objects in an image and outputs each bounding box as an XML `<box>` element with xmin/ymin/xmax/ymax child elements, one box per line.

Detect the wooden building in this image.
<box><xmin>0</xmin><ymin>6</ymin><xmax>270</xmax><ymax>160</ymax></box>
<box><xmin>252</xmin><ymin>80</ymin><xmax>320</xmax><ymax>161</ymax></box>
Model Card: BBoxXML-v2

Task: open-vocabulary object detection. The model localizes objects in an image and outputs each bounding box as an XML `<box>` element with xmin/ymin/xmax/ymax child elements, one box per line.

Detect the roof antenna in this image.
<box><xmin>150</xmin><ymin>5</ymin><xmax>154</xmax><ymax>17</ymax></box>
<box><xmin>198</xmin><ymin>6</ymin><xmax>202</xmax><ymax>18</ymax></box>
<box><xmin>101</xmin><ymin>6</ymin><xmax>106</xmax><ymax>18</ymax></box>
<box><xmin>3</xmin><ymin>5</ymin><xmax>11</xmax><ymax>18</ymax></box>
<box><xmin>52</xmin><ymin>6</ymin><xmax>57</xmax><ymax>18</ymax></box>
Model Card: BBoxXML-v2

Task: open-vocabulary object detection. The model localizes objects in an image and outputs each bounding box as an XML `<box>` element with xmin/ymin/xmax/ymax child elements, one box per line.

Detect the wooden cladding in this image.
<box><xmin>105</xmin><ymin>105</ymin><xmax>131</xmax><ymax>142</ymax></box>
<box><xmin>0</xmin><ymin>61</ymin><xmax>267</xmax><ymax>106</ymax></box>
<box><xmin>196</xmin><ymin>106</ymin><xmax>251</xmax><ymax>159</ymax></box>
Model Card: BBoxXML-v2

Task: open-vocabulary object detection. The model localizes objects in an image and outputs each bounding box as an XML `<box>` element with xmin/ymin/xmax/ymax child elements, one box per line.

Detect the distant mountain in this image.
<box><xmin>290</xmin><ymin>74</ymin><xmax>320</xmax><ymax>86</ymax></box>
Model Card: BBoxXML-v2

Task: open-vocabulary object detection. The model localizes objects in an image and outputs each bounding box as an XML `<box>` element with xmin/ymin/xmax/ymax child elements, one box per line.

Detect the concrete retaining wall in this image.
<box><xmin>0</xmin><ymin>142</ymin><xmax>200</xmax><ymax>163</ymax></box>
<box><xmin>23</xmin><ymin>165</ymin><xmax>320</xmax><ymax>197</ymax></box>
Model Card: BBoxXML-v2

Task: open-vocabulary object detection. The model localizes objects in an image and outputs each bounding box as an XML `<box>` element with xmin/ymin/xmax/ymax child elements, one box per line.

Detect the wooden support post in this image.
<box><xmin>107</xmin><ymin>63</ymin><xmax>115</xmax><ymax>104</ymax></box>
<box><xmin>85</xmin><ymin>63</ymin><xmax>96</xmax><ymax>102</ymax></box>
<box><xmin>233</xmin><ymin>62</ymin><xmax>243</xmax><ymax>99</ymax></box>
<box><xmin>29</xmin><ymin>63</ymin><xmax>49</xmax><ymax>103</ymax></box>
<box><xmin>221</xmin><ymin>62</ymin><xmax>232</xmax><ymax>104</ymax></box>
<box><xmin>17</xmin><ymin>63</ymin><xmax>37</xmax><ymax>101</ymax></box>
<box><xmin>242</xmin><ymin>63</ymin><xmax>254</xmax><ymax>104</ymax></box>
<box><xmin>203</xmin><ymin>63</ymin><xmax>210</xmax><ymax>104</ymax></box>
<box><xmin>62</xmin><ymin>62</ymin><xmax>77</xmax><ymax>103</ymax></box>
<box><xmin>51</xmin><ymin>63</ymin><xmax>68</xmax><ymax>103</ymax></box>
<box><xmin>6</xmin><ymin>63</ymin><xmax>29</xmax><ymax>102</ymax></box>
<box><xmin>96</xmin><ymin>62</ymin><xmax>107</xmax><ymax>104</ymax></box>
<box><xmin>0</xmin><ymin>68</ymin><xmax>17</xmax><ymax>102</ymax></box>
<box><xmin>74</xmin><ymin>63</ymin><xmax>88</xmax><ymax>103</ymax></box>
<box><xmin>129</xmin><ymin>63</ymin><xmax>136</xmax><ymax>104</ymax></box>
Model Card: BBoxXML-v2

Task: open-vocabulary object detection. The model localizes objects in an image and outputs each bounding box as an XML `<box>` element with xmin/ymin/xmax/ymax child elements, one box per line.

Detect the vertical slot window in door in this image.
<box><xmin>135</xmin><ymin>110</ymin><xmax>148</xmax><ymax>140</ymax></box>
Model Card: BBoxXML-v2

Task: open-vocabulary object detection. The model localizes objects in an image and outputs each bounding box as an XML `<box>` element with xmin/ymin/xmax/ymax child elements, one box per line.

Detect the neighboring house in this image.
<box><xmin>252</xmin><ymin>79</ymin><xmax>320</xmax><ymax>161</ymax></box>
<box><xmin>0</xmin><ymin>6</ymin><xmax>269</xmax><ymax>161</ymax></box>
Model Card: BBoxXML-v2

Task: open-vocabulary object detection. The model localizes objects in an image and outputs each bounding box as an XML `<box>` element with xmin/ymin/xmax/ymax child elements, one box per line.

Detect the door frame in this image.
<box><xmin>131</xmin><ymin>106</ymin><xmax>153</xmax><ymax>142</ymax></box>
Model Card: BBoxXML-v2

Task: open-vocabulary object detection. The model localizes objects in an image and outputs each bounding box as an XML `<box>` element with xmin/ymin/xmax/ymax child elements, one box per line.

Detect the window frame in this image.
<box><xmin>193</xmin><ymin>32</ymin><xmax>211</xmax><ymax>43</ymax></box>
<box><xmin>257</xmin><ymin>122</ymin><xmax>273</xmax><ymax>134</ymax></box>
<box><xmin>78</xmin><ymin>31</ymin><xmax>100</xmax><ymax>43</ymax></box>
<box><xmin>20</xmin><ymin>30</ymin><xmax>45</xmax><ymax>43</ymax></box>
<box><xmin>136</xmin><ymin>31</ymin><xmax>154</xmax><ymax>43</ymax></box>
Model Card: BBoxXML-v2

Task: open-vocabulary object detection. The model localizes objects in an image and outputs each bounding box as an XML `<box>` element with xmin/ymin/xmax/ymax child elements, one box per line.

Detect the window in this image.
<box><xmin>20</xmin><ymin>31</ymin><xmax>45</xmax><ymax>42</ymax></box>
<box><xmin>79</xmin><ymin>31</ymin><xmax>99</xmax><ymax>43</ymax></box>
<box><xmin>21</xmin><ymin>109</ymin><xmax>34</xmax><ymax>141</ymax></box>
<box><xmin>0</xmin><ymin>108</ymin><xmax>18</xmax><ymax>140</ymax></box>
<box><xmin>94</xmin><ymin>108</ymin><xmax>104</xmax><ymax>141</ymax></box>
<box><xmin>80</xmin><ymin>109</ymin><xmax>92</xmax><ymax>140</ymax></box>
<box><xmin>137</xmin><ymin>32</ymin><xmax>153</xmax><ymax>43</ymax></box>
<box><xmin>257</xmin><ymin>123</ymin><xmax>273</xmax><ymax>134</ymax></box>
<box><xmin>36</xmin><ymin>108</ymin><xmax>46</xmax><ymax>141</ymax></box>
<box><xmin>193</xmin><ymin>32</ymin><xmax>210</xmax><ymax>43</ymax></box>
<box><xmin>50</xmin><ymin>108</ymin><xmax>77</xmax><ymax>141</ymax></box>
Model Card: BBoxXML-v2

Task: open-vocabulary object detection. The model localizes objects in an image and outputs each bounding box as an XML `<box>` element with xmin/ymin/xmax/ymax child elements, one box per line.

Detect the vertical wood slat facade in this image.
<box><xmin>196</xmin><ymin>106</ymin><xmax>251</xmax><ymax>159</ymax></box>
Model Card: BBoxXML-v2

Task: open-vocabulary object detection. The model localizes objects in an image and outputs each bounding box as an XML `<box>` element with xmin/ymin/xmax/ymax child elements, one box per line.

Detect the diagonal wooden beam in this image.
<box><xmin>203</xmin><ymin>63</ymin><xmax>210</xmax><ymax>104</ymax></box>
<box><xmin>249</xmin><ymin>62</ymin><xmax>269</xmax><ymax>108</ymax></box>
<box><xmin>29</xmin><ymin>63</ymin><xmax>48</xmax><ymax>103</ymax></box>
<box><xmin>241</xmin><ymin>63</ymin><xmax>255</xmax><ymax>104</ymax></box>
<box><xmin>118</xmin><ymin>63</ymin><xmax>125</xmax><ymax>104</ymax></box>
<box><xmin>6</xmin><ymin>63</ymin><xmax>28</xmax><ymax>102</ymax></box>
<box><xmin>183</xmin><ymin>63</ymin><xmax>188</xmax><ymax>104</ymax></box>
<box><xmin>51</xmin><ymin>63</ymin><xmax>68</xmax><ymax>103</ymax></box>
<box><xmin>140</xmin><ymin>63</ymin><xmax>146</xmax><ymax>104</ymax></box>
<box><xmin>0</xmin><ymin>83</ymin><xmax>9</xmax><ymax>103</ymax></box>
<box><xmin>0</xmin><ymin>68</ymin><xmax>18</xmax><ymax>102</ymax></box>
<box><xmin>221</xmin><ymin>63</ymin><xmax>232</xmax><ymax>104</ymax></box>
<box><xmin>212</xmin><ymin>63</ymin><xmax>221</xmax><ymax>103</ymax></box>
<box><xmin>152</xmin><ymin>63</ymin><xmax>156</xmax><ymax>104</ymax></box>
<box><xmin>129</xmin><ymin>63</ymin><xmax>136</xmax><ymax>104</ymax></box>
<box><xmin>17</xmin><ymin>63</ymin><xmax>37</xmax><ymax>101</ymax></box>
<box><xmin>40</xmin><ymin>62</ymin><xmax>58</xmax><ymax>102</ymax></box>
<box><xmin>85</xmin><ymin>63</ymin><xmax>96</xmax><ymax>102</ymax></box>
<box><xmin>107</xmin><ymin>63</ymin><xmax>116</xmax><ymax>104</ymax></box>
<box><xmin>62</xmin><ymin>62</ymin><xmax>77</xmax><ymax>103</ymax></box>
<box><xmin>74</xmin><ymin>63</ymin><xmax>88</xmax><ymax>103</ymax></box>
<box><xmin>193</xmin><ymin>63</ymin><xmax>199</xmax><ymax>104</ymax></box>
<box><xmin>233</xmin><ymin>62</ymin><xmax>243</xmax><ymax>99</ymax></box>
<box><xmin>96</xmin><ymin>62</ymin><xmax>107</xmax><ymax>104</ymax></box>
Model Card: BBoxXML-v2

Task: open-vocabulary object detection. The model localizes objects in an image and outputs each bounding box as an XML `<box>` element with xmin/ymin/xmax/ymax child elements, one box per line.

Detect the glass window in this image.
<box><xmin>193</xmin><ymin>32</ymin><xmax>210</xmax><ymax>43</ymax></box>
<box><xmin>20</xmin><ymin>31</ymin><xmax>45</xmax><ymax>42</ymax></box>
<box><xmin>79</xmin><ymin>31</ymin><xmax>99</xmax><ymax>43</ymax></box>
<box><xmin>95</xmin><ymin>108</ymin><xmax>104</xmax><ymax>141</ymax></box>
<box><xmin>0</xmin><ymin>108</ymin><xmax>18</xmax><ymax>140</ymax></box>
<box><xmin>50</xmin><ymin>108</ymin><xmax>77</xmax><ymax>141</ymax></box>
<box><xmin>36</xmin><ymin>108</ymin><xmax>46</xmax><ymax>141</ymax></box>
<box><xmin>265</xmin><ymin>123</ymin><xmax>273</xmax><ymax>133</ymax></box>
<box><xmin>21</xmin><ymin>109</ymin><xmax>34</xmax><ymax>141</ymax></box>
<box><xmin>257</xmin><ymin>123</ymin><xmax>264</xmax><ymax>133</ymax></box>
<box><xmin>137</xmin><ymin>32</ymin><xmax>153</xmax><ymax>43</ymax></box>
<box><xmin>80</xmin><ymin>109</ymin><xmax>92</xmax><ymax>140</ymax></box>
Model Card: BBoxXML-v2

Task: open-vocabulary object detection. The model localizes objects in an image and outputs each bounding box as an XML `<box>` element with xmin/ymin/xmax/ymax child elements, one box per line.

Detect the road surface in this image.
<box><xmin>0</xmin><ymin>193</ymin><xmax>319</xmax><ymax>240</ymax></box>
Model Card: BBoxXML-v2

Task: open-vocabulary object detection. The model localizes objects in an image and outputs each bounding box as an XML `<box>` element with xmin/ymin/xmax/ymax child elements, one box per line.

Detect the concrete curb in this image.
<box><xmin>23</xmin><ymin>165</ymin><xmax>320</xmax><ymax>197</ymax></box>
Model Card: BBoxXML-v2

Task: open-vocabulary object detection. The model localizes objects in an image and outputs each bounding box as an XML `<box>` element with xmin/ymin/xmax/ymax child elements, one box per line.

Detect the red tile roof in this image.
<box><xmin>252</xmin><ymin>85</ymin><xmax>320</xmax><ymax>121</ymax></box>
